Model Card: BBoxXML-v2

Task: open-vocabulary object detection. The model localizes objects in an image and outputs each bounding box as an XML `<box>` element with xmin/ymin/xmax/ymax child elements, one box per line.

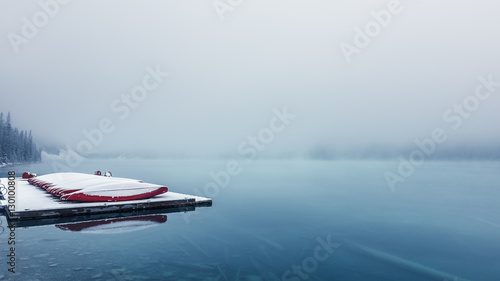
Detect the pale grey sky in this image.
<box><xmin>1</xmin><ymin>0</ymin><xmax>499</xmax><ymax>158</ymax></box>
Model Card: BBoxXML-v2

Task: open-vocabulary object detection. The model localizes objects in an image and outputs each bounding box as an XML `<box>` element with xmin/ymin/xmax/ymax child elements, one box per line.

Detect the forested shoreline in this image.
<box><xmin>0</xmin><ymin>112</ymin><xmax>41</xmax><ymax>165</ymax></box>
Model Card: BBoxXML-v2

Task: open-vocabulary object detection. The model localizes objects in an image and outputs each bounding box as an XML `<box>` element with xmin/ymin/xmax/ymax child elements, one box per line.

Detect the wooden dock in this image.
<box><xmin>0</xmin><ymin>178</ymin><xmax>211</xmax><ymax>221</ymax></box>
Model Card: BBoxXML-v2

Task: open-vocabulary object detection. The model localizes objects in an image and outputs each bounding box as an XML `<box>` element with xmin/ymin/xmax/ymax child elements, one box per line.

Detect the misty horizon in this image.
<box><xmin>2</xmin><ymin>1</ymin><xmax>500</xmax><ymax>162</ymax></box>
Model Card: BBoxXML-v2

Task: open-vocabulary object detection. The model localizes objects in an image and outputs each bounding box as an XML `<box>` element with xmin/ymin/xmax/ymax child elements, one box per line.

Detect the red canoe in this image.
<box><xmin>28</xmin><ymin>172</ymin><xmax>168</xmax><ymax>202</ymax></box>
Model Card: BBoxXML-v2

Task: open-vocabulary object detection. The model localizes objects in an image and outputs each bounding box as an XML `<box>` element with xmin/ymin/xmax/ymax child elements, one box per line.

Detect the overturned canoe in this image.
<box><xmin>28</xmin><ymin>172</ymin><xmax>168</xmax><ymax>202</ymax></box>
<box><xmin>60</xmin><ymin>182</ymin><xmax>169</xmax><ymax>202</ymax></box>
<box><xmin>47</xmin><ymin>176</ymin><xmax>142</xmax><ymax>196</ymax></box>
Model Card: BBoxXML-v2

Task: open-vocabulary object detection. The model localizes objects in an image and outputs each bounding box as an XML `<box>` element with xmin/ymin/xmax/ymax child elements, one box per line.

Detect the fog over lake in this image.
<box><xmin>1</xmin><ymin>0</ymin><xmax>499</xmax><ymax>159</ymax></box>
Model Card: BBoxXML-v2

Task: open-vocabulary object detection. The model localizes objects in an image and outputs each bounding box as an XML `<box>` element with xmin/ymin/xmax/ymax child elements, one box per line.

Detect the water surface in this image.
<box><xmin>0</xmin><ymin>159</ymin><xmax>499</xmax><ymax>281</ymax></box>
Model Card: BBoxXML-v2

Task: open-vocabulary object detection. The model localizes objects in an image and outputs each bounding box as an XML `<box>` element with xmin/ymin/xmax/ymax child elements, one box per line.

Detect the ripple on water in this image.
<box><xmin>161</xmin><ymin>271</ymin><xmax>173</xmax><ymax>278</ymax></box>
<box><xmin>33</xmin><ymin>254</ymin><xmax>50</xmax><ymax>258</ymax></box>
<box><xmin>243</xmin><ymin>275</ymin><xmax>264</xmax><ymax>281</ymax></box>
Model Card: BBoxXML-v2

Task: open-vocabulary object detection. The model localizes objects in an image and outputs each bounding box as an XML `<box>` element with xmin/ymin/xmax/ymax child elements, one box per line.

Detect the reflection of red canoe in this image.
<box><xmin>55</xmin><ymin>215</ymin><xmax>168</xmax><ymax>233</ymax></box>
<box><xmin>28</xmin><ymin>172</ymin><xmax>168</xmax><ymax>202</ymax></box>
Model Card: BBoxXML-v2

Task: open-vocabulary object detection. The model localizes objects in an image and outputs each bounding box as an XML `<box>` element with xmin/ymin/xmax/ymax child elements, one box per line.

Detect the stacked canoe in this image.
<box><xmin>28</xmin><ymin>172</ymin><xmax>168</xmax><ymax>202</ymax></box>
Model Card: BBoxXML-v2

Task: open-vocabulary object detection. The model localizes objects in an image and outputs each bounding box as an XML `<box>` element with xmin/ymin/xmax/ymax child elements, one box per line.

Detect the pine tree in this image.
<box><xmin>20</xmin><ymin>130</ymin><xmax>27</xmax><ymax>162</ymax></box>
<box><xmin>5</xmin><ymin>112</ymin><xmax>12</xmax><ymax>162</ymax></box>
<box><xmin>27</xmin><ymin>130</ymin><xmax>33</xmax><ymax>160</ymax></box>
<box><xmin>11</xmin><ymin>128</ymin><xmax>19</xmax><ymax>162</ymax></box>
<box><xmin>0</xmin><ymin>113</ymin><xmax>3</xmax><ymax>159</ymax></box>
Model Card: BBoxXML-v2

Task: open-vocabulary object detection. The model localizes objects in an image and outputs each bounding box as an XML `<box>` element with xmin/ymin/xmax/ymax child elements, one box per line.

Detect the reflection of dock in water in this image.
<box><xmin>0</xmin><ymin>178</ymin><xmax>211</xmax><ymax>222</ymax></box>
<box><xmin>56</xmin><ymin>214</ymin><xmax>168</xmax><ymax>234</ymax></box>
<box><xmin>5</xmin><ymin>205</ymin><xmax>192</xmax><ymax>228</ymax></box>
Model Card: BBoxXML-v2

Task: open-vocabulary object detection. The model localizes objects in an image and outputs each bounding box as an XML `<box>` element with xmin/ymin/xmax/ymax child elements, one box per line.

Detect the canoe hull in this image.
<box><xmin>60</xmin><ymin>186</ymin><xmax>169</xmax><ymax>202</ymax></box>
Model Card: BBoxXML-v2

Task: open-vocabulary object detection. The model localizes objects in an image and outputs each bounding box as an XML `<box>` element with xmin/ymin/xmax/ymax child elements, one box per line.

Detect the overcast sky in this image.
<box><xmin>1</xmin><ymin>0</ymin><xmax>499</xmax><ymax>158</ymax></box>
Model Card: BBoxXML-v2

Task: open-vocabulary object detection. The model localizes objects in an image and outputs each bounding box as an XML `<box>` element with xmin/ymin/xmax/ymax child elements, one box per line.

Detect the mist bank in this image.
<box><xmin>41</xmin><ymin>142</ymin><xmax>500</xmax><ymax>162</ymax></box>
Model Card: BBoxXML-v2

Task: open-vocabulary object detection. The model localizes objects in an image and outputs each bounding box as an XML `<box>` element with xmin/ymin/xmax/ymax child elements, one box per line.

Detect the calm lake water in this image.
<box><xmin>1</xmin><ymin>159</ymin><xmax>499</xmax><ymax>281</ymax></box>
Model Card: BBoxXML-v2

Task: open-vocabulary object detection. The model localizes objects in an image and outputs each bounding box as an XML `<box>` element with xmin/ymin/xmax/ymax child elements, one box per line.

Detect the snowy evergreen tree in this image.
<box><xmin>0</xmin><ymin>112</ymin><xmax>41</xmax><ymax>165</ymax></box>
<box><xmin>0</xmin><ymin>113</ymin><xmax>3</xmax><ymax>161</ymax></box>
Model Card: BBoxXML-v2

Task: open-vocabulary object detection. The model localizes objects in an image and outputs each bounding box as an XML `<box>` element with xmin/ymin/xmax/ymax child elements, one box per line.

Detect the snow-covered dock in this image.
<box><xmin>0</xmin><ymin>178</ymin><xmax>211</xmax><ymax>221</ymax></box>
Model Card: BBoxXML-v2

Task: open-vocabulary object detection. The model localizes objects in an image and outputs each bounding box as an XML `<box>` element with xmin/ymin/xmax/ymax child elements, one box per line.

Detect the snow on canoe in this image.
<box><xmin>28</xmin><ymin>172</ymin><xmax>168</xmax><ymax>202</ymax></box>
<box><xmin>45</xmin><ymin>176</ymin><xmax>142</xmax><ymax>196</ymax></box>
<box><xmin>60</xmin><ymin>182</ymin><xmax>168</xmax><ymax>202</ymax></box>
<box><xmin>29</xmin><ymin>173</ymin><xmax>96</xmax><ymax>189</ymax></box>
<box><xmin>55</xmin><ymin>215</ymin><xmax>167</xmax><ymax>234</ymax></box>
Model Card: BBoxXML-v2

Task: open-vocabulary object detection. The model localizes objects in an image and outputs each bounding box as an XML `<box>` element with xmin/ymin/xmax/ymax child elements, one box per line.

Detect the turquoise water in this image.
<box><xmin>1</xmin><ymin>159</ymin><xmax>499</xmax><ymax>280</ymax></box>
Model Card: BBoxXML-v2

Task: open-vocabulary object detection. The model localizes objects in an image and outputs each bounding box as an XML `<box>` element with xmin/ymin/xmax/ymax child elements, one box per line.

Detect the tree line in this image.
<box><xmin>0</xmin><ymin>112</ymin><xmax>41</xmax><ymax>164</ymax></box>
